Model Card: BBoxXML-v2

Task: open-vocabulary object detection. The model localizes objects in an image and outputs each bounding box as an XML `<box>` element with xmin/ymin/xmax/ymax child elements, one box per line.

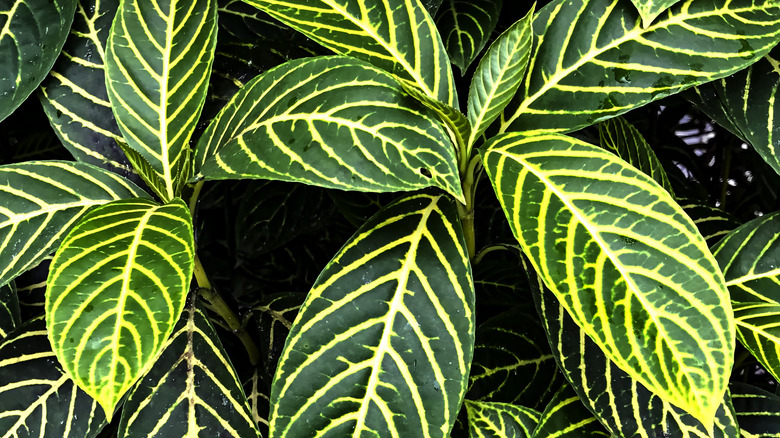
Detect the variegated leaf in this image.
<box><xmin>531</xmin><ymin>384</ymin><xmax>609</xmax><ymax>437</ymax></box>
<box><xmin>678</xmin><ymin>198</ymin><xmax>741</xmax><ymax>247</ymax></box>
<box><xmin>0</xmin><ymin>281</ymin><xmax>19</xmax><ymax>340</ymax></box>
<box><xmin>435</xmin><ymin>0</ymin><xmax>502</xmax><ymax>75</ymax></box>
<box><xmin>630</xmin><ymin>0</ymin><xmax>683</xmax><ymax>28</ymax></box>
<box><xmin>465</xmin><ymin>400</ymin><xmax>539</xmax><ymax>438</ymax></box>
<box><xmin>730</xmin><ymin>382</ymin><xmax>780</xmax><ymax>437</ymax></box>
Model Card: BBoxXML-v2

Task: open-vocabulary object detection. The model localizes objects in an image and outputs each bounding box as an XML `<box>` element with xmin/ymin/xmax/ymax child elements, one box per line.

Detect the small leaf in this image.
<box><xmin>435</xmin><ymin>0</ymin><xmax>503</xmax><ymax>75</ymax></box>
<box><xmin>465</xmin><ymin>400</ymin><xmax>539</xmax><ymax>438</ymax></box>
<box><xmin>677</xmin><ymin>198</ymin><xmax>741</xmax><ymax>247</ymax></box>
<box><xmin>730</xmin><ymin>382</ymin><xmax>780</xmax><ymax>436</ymax></box>
<box><xmin>0</xmin><ymin>281</ymin><xmax>20</xmax><ymax>339</ymax></box>
<box><xmin>629</xmin><ymin>0</ymin><xmax>683</xmax><ymax>28</ymax></box>
<box><xmin>531</xmin><ymin>385</ymin><xmax>610</xmax><ymax>437</ymax></box>
<box><xmin>46</xmin><ymin>198</ymin><xmax>195</xmax><ymax>416</ymax></box>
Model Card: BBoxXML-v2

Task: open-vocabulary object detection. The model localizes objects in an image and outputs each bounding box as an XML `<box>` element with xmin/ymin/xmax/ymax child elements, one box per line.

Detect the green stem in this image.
<box><xmin>193</xmin><ymin>253</ymin><xmax>260</xmax><ymax>365</ymax></box>
<box><xmin>458</xmin><ymin>154</ymin><xmax>482</xmax><ymax>260</ymax></box>
<box><xmin>188</xmin><ymin>180</ymin><xmax>204</xmax><ymax>219</ymax></box>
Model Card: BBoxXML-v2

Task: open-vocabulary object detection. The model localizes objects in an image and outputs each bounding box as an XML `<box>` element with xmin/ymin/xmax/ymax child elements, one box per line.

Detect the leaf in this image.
<box><xmin>105</xmin><ymin>0</ymin><xmax>217</xmax><ymax>200</ymax></box>
<box><xmin>677</xmin><ymin>198</ymin><xmax>741</xmax><ymax>247</ymax></box>
<box><xmin>244</xmin><ymin>367</ymin><xmax>271</xmax><ymax>437</ymax></box>
<box><xmin>712</xmin><ymin>212</ymin><xmax>780</xmax><ymax>382</ymax></box>
<box><xmin>435</xmin><ymin>0</ymin><xmax>502</xmax><ymax>75</ymax></box>
<box><xmin>730</xmin><ymin>382</ymin><xmax>780</xmax><ymax>436</ymax></box>
<box><xmin>0</xmin><ymin>318</ymin><xmax>108</xmax><ymax>438</ymax></box>
<box><xmin>481</xmin><ymin>132</ymin><xmax>734</xmax><ymax>427</ymax></box>
<box><xmin>269</xmin><ymin>193</ymin><xmax>475</xmax><ymax>437</ymax></box>
<box><xmin>241</xmin><ymin>0</ymin><xmax>458</xmax><ymax>107</ymax></box>
<box><xmin>464</xmin><ymin>400</ymin><xmax>539</xmax><ymax>438</ymax></box>
<box><xmin>195</xmin><ymin>56</ymin><xmax>464</xmax><ymax>203</ymax></box>
<box><xmin>467</xmin><ymin>8</ymin><xmax>533</xmax><ymax>148</ymax></box>
<box><xmin>38</xmin><ymin>0</ymin><xmax>138</xmax><ymax>183</ymax></box>
<box><xmin>46</xmin><ymin>198</ymin><xmax>195</xmax><ymax>417</ymax></box>
<box><xmin>0</xmin><ymin>0</ymin><xmax>77</xmax><ymax>123</ymax></box>
<box><xmin>500</xmin><ymin>0</ymin><xmax>780</xmax><ymax>134</ymax></box>
<box><xmin>0</xmin><ymin>281</ymin><xmax>20</xmax><ymax>340</ymax></box>
<box><xmin>597</xmin><ymin>116</ymin><xmax>674</xmax><ymax>195</ymax></box>
<box><xmin>0</xmin><ymin>161</ymin><xmax>150</xmax><ymax>289</ymax></box>
<box><xmin>630</xmin><ymin>0</ymin><xmax>683</xmax><ymax>28</ymax></box>
<box><xmin>531</xmin><ymin>384</ymin><xmax>610</xmax><ymax>437</ymax></box>
<box><xmin>117</xmin><ymin>302</ymin><xmax>259</xmax><ymax>438</ymax></box>
<box><xmin>253</xmin><ymin>292</ymin><xmax>304</xmax><ymax>378</ymax></box>
<box><xmin>687</xmin><ymin>45</ymin><xmax>780</xmax><ymax>177</ymax></box>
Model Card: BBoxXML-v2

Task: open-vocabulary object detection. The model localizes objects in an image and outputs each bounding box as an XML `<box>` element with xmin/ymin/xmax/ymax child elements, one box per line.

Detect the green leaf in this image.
<box><xmin>687</xmin><ymin>45</ymin><xmax>780</xmax><ymax>177</ymax></box>
<box><xmin>0</xmin><ymin>0</ymin><xmax>77</xmax><ymax>123</ymax></box>
<box><xmin>677</xmin><ymin>198</ymin><xmax>741</xmax><ymax>247</ymax></box>
<box><xmin>38</xmin><ymin>0</ymin><xmax>138</xmax><ymax>182</ymax></box>
<box><xmin>630</xmin><ymin>0</ymin><xmax>683</xmax><ymax>28</ymax></box>
<box><xmin>531</xmin><ymin>384</ymin><xmax>609</xmax><ymax>437</ymax></box>
<box><xmin>467</xmin><ymin>8</ymin><xmax>533</xmax><ymax>148</ymax></box>
<box><xmin>105</xmin><ymin>0</ymin><xmax>217</xmax><ymax>200</ymax></box>
<box><xmin>481</xmin><ymin>132</ymin><xmax>734</xmax><ymax>428</ymax></box>
<box><xmin>500</xmin><ymin>0</ymin><xmax>780</xmax><ymax>134</ymax></box>
<box><xmin>269</xmin><ymin>193</ymin><xmax>475</xmax><ymax>437</ymax></box>
<box><xmin>435</xmin><ymin>0</ymin><xmax>502</xmax><ymax>75</ymax></box>
<box><xmin>241</xmin><ymin>0</ymin><xmax>458</xmax><ymax>107</ymax></box>
<box><xmin>118</xmin><ymin>302</ymin><xmax>259</xmax><ymax>438</ymax></box>
<box><xmin>195</xmin><ymin>56</ymin><xmax>464</xmax><ymax>203</ymax></box>
<box><xmin>597</xmin><ymin>116</ymin><xmax>674</xmax><ymax>195</ymax></box>
<box><xmin>244</xmin><ymin>367</ymin><xmax>271</xmax><ymax>436</ymax></box>
<box><xmin>712</xmin><ymin>212</ymin><xmax>780</xmax><ymax>382</ymax></box>
<box><xmin>0</xmin><ymin>161</ymin><xmax>150</xmax><ymax>289</ymax></box>
<box><xmin>465</xmin><ymin>400</ymin><xmax>539</xmax><ymax>438</ymax></box>
<box><xmin>46</xmin><ymin>198</ymin><xmax>195</xmax><ymax>417</ymax></box>
<box><xmin>730</xmin><ymin>382</ymin><xmax>780</xmax><ymax>436</ymax></box>
<box><xmin>0</xmin><ymin>318</ymin><xmax>108</xmax><ymax>437</ymax></box>
<box><xmin>253</xmin><ymin>292</ymin><xmax>304</xmax><ymax>377</ymax></box>
<box><xmin>0</xmin><ymin>281</ymin><xmax>19</xmax><ymax>340</ymax></box>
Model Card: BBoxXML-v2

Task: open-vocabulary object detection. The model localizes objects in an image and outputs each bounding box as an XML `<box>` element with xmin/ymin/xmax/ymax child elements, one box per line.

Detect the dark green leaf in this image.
<box><xmin>677</xmin><ymin>198</ymin><xmax>741</xmax><ymax>247</ymax></box>
<box><xmin>465</xmin><ymin>400</ymin><xmax>539</xmax><ymax>438</ymax></box>
<box><xmin>531</xmin><ymin>384</ymin><xmax>610</xmax><ymax>437</ymax></box>
<box><xmin>0</xmin><ymin>281</ymin><xmax>19</xmax><ymax>339</ymax></box>
<box><xmin>629</xmin><ymin>0</ymin><xmax>683</xmax><ymax>28</ymax></box>
<box><xmin>730</xmin><ymin>382</ymin><xmax>780</xmax><ymax>436</ymax></box>
<box><xmin>436</xmin><ymin>0</ymin><xmax>502</xmax><ymax>75</ymax></box>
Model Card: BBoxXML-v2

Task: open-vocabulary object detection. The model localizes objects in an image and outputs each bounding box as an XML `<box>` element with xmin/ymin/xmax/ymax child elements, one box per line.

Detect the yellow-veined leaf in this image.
<box><xmin>435</xmin><ymin>0</ymin><xmax>502</xmax><ymax>75</ymax></box>
<box><xmin>465</xmin><ymin>400</ymin><xmax>539</xmax><ymax>438</ymax></box>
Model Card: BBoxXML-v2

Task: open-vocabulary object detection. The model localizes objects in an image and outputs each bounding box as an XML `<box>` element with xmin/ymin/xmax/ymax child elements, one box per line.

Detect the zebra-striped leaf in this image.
<box><xmin>435</xmin><ymin>0</ymin><xmax>502</xmax><ymax>75</ymax></box>
<box><xmin>105</xmin><ymin>0</ymin><xmax>217</xmax><ymax>200</ymax></box>
<box><xmin>688</xmin><ymin>45</ymin><xmax>780</xmax><ymax>177</ymax></box>
<box><xmin>195</xmin><ymin>56</ymin><xmax>464</xmax><ymax>202</ymax></box>
<box><xmin>0</xmin><ymin>0</ymin><xmax>76</xmax><ymax>123</ymax></box>
<box><xmin>117</xmin><ymin>302</ymin><xmax>259</xmax><ymax>438</ymax></box>
<box><xmin>46</xmin><ymin>198</ymin><xmax>195</xmax><ymax>417</ymax></box>
<box><xmin>629</xmin><ymin>0</ymin><xmax>682</xmax><ymax>28</ymax></box>
<box><xmin>269</xmin><ymin>193</ymin><xmax>475</xmax><ymax>437</ymax></box>
<box><xmin>481</xmin><ymin>132</ymin><xmax>734</xmax><ymax>428</ymax></box>
<box><xmin>0</xmin><ymin>318</ymin><xmax>108</xmax><ymax>438</ymax></box>
<box><xmin>467</xmin><ymin>7</ymin><xmax>533</xmax><ymax>149</ymax></box>
<box><xmin>730</xmin><ymin>382</ymin><xmax>780</xmax><ymax>436</ymax></box>
<box><xmin>712</xmin><ymin>212</ymin><xmax>780</xmax><ymax>382</ymax></box>
<box><xmin>0</xmin><ymin>161</ymin><xmax>149</xmax><ymax>289</ymax></box>
<box><xmin>0</xmin><ymin>281</ymin><xmax>19</xmax><ymax>340</ymax></box>
<box><xmin>678</xmin><ymin>199</ymin><xmax>741</xmax><ymax>247</ymax></box>
<box><xmin>38</xmin><ymin>0</ymin><xmax>138</xmax><ymax>183</ymax></box>
<box><xmin>244</xmin><ymin>367</ymin><xmax>272</xmax><ymax>436</ymax></box>
<box><xmin>500</xmin><ymin>0</ymin><xmax>780</xmax><ymax>134</ymax></box>
<box><xmin>241</xmin><ymin>0</ymin><xmax>457</xmax><ymax>107</ymax></box>
<box><xmin>465</xmin><ymin>400</ymin><xmax>539</xmax><ymax>438</ymax></box>
<box><xmin>531</xmin><ymin>384</ymin><xmax>609</xmax><ymax>437</ymax></box>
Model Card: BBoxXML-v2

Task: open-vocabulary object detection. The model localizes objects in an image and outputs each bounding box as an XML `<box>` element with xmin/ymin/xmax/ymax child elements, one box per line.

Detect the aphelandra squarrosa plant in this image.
<box><xmin>1</xmin><ymin>0</ymin><xmax>780</xmax><ymax>436</ymax></box>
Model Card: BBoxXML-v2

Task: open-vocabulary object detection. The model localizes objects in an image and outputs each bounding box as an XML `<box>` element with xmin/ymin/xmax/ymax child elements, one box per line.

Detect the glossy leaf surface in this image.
<box><xmin>500</xmin><ymin>0</ymin><xmax>780</xmax><ymax>134</ymax></box>
<box><xmin>481</xmin><ymin>132</ymin><xmax>734</xmax><ymax>427</ymax></box>
<box><xmin>118</xmin><ymin>303</ymin><xmax>259</xmax><ymax>438</ymax></box>
<box><xmin>242</xmin><ymin>0</ymin><xmax>457</xmax><ymax>107</ymax></box>
<box><xmin>105</xmin><ymin>0</ymin><xmax>217</xmax><ymax>200</ymax></box>
<box><xmin>46</xmin><ymin>198</ymin><xmax>195</xmax><ymax>416</ymax></box>
<box><xmin>0</xmin><ymin>161</ymin><xmax>149</xmax><ymax>289</ymax></box>
<box><xmin>0</xmin><ymin>0</ymin><xmax>76</xmax><ymax>122</ymax></box>
<box><xmin>435</xmin><ymin>0</ymin><xmax>502</xmax><ymax>75</ymax></box>
<box><xmin>465</xmin><ymin>400</ymin><xmax>538</xmax><ymax>438</ymax></box>
<box><xmin>196</xmin><ymin>56</ymin><xmax>463</xmax><ymax>202</ymax></box>
<box><xmin>269</xmin><ymin>193</ymin><xmax>475</xmax><ymax>437</ymax></box>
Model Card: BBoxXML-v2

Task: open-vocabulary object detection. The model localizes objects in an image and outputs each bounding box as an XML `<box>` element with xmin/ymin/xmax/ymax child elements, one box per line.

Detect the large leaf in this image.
<box><xmin>464</xmin><ymin>400</ymin><xmax>539</xmax><ymax>438</ymax></box>
<box><xmin>0</xmin><ymin>281</ymin><xmax>19</xmax><ymax>339</ymax></box>
<box><xmin>730</xmin><ymin>382</ymin><xmax>780</xmax><ymax>436</ymax></box>
<box><xmin>435</xmin><ymin>0</ymin><xmax>502</xmax><ymax>75</ymax></box>
<box><xmin>117</xmin><ymin>302</ymin><xmax>259</xmax><ymax>438</ymax></box>
<box><xmin>531</xmin><ymin>384</ymin><xmax>609</xmax><ymax>437</ymax></box>
<box><xmin>241</xmin><ymin>0</ymin><xmax>458</xmax><ymax>107</ymax></box>
<box><xmin>500</xmin><ymin>0</ymin><xmax>780</xmax><ymax>134</ymax></box>
<box><xmin>712</xmin><ymin>212</ymin><xmax>780</xmax><ymax>382</ymax></box>
<box><xmin>687</xmin><ymin>45</ymin><xmax>780</xmax><ymax>177</ymax></box>
<box><xmin>481</xmin><ymin>132</ymin><xmax>734</xmax><ymax>427</ymax></box>
<box><xmin>195</xmin><ymin>56</ymin><xmax>464</xmax><ymax>202</ymax></box>
<box><xmin>46</xmin><ymin>198</ymin><xmax>195</xmax><ymax>416</ymax></box>
<box><xmin>0</xmin><ymin>161</ymin><xmax>149</xmax><ymax>288</ymax></box>
<box><xmin>467</xmin><ymin>8</ymin><xmax>533</xmax><ymax>148</ymax></box>
<box><xmin>0</xmin><ymin>318</ymin><xmax>108</xmax><ymax>438</ymax></box>
<box><xmin>269</xmin><ymin>193</ymin><xmax>475</xmax><ymax>437</ymax></box>
<box><xmin>38</xmin><ymin>0</ymin><xmax>137</xmax><ymax>182</ymax></box>
<box><xmin>0</xmin><ymin>0</ymin><xmax>77</xmax><ymax>123</ymax></box>
<box><xmin>105</xmin><ymin>0</ymin><xmax>217</xmax><ymax>200</ymax></box>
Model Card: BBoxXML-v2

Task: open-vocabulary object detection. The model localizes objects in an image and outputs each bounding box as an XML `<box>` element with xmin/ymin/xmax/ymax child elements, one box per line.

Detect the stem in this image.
<box><xmin>458</xmin><ymin>154</ymin><xmax>483</xmax><ymax>260</ymax></box>
<box><xmin>193</xmin><ymin>253</ymin><xmax>260</xmax><ymax>365</ymax></box>
<box><xmin>188</xmin><ymin>180</ymin><xmax>204</xmax><ymax>218</ymax></box>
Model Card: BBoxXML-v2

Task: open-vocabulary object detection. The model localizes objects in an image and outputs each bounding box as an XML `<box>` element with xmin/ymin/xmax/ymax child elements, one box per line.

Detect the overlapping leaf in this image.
<box><xmin>46</xmin><ymin>198</ymin><xmax>195</xmax><ymax>416</ymax></box>
<box><xmin>118</xmin><ymin>303</ymin><xmax>259</xmax><ymax>438</ymax></box>
<box><xmin>467</xmin><ymin>8</ymin><xmax>533</xmax><ymax>148</ymax></box>
<box><xmin>712</xmin><ymin>212</ymin><xmax>780</xmax><ymax>382</ymax></box>
<box><xmin>481</xmin><ymin>132</ymin><xmax>734</xmax><ymax>427</ymax></box>
<box><xmin>0</xmin><ymin>161</ymin><xmax>149</xmax><ymax>288</ymax></box>
<box><xmin>241</xmin><ymin>0</ymin><xmax>457</xmax><ymax>106</ymax></box>
<box><xmin>730</xmin><ymin>382</ymin><xmax>780</xmax><ymax>436</ymax></box>
<box><xmin>0</xmin><ymin>318</ymin><xmax>107</xmax><ymax>438</ymax></box>
<box><xmin>269</xmin><ymin>193</ymin><xmax>475</xmax><ymax>437</ymax></box>
<box><xmin>253</xmin><ymin>292</ymin><xmax>304</xmax><ymax>379</ymax></box>
<box><xmin>0</xmin><ymin>281</ymin><xmax>19</xmax><ymax>340</ymax></box>
<box><xmin>0</xmin><ymin>0</ymin><xmax>77</xmax><ymax>122</ymax></box>
<box><xmin>500</xmin><ymin>0</ymin><xmax>780</xmax><ymax>134</ymax></box>
<box><xmin>38</xmin><ymin>0</ymin><xmax>137</xmax><ymax>182</ymax></box>
<box><xmin>435</xmin><ymin>0</ymin><xmax>502</xmax><ymax>75</ymax></box>
<box><xmin>195</xmin><ymin>56</ymin><xmax>464</xmax><ymax>202</ymax></box>
<box><xmin>531</xmin><ymin>385</ymin><xmax>609</xmax><ymax>437</ymax></box>
<box><xmin>244</xmin><ymin>367</ymin><xmax>272</xmax><ymax>436</ymax></box>
<box><xmin>465</xmin><ymin>400</ymin><xmax>539</xmax><ymax>438</ymax></box>
<box><xmin>687</xmin><ymin>45</ymin><xmax>780</xmax><ymax>177</ymax></box>
<box><xmin>105</xmin><ymin>0</ymin><xmax>217</xmax><ymax>200</ymax></box>
<box><xmin>630</xmin><ymin>0</ymin><xmax>682</xmax><ymax>28</ymax></box>
<box><xmin>677</xmin><ymin>198</ymin><xmax>741</xmax><ymax>247</ymax></box>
